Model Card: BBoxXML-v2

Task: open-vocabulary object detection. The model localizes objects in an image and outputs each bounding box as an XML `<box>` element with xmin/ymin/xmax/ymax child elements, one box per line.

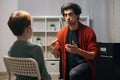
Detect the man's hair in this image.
<box><xmin>8</xmin><ymin>10</ymin><xmax>32</xmax><ymax>36</ymax></box>
<box><xmin>61</xmin><ymin>2</ymin><xmax>81</xmax><ymax>20</ymax></box>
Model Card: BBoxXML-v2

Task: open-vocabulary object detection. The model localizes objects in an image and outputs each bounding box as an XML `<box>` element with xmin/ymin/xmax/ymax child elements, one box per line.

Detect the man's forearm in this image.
<box><xmin>78</xmin><ymin>48</ymin><xmax>95</xmax><ymax>60</ymax></box>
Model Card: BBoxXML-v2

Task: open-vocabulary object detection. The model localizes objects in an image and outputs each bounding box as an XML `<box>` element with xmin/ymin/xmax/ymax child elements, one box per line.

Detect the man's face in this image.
<box><xmin>63</xmin><ymin>9</ymin><xmax>78</xmax><ymax>26</ymax></box>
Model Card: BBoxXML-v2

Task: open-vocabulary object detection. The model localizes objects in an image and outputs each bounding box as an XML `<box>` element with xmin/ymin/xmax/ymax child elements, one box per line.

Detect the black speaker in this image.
<box><xmin>113</xmin><ymin>43</ymin><xmax>120</xmax><ymax>79</ymax></box>
<box><xmin>96</xmin><ymin>43</ymin><xmax>120</xmax><ymax>80</ymax></box>
<box><xmin>96</xmin><ymin>43</ymin><xmax>114</xmax><ymax>80</ymax></box>
<box><xmin>96</xmin><ymin>56</ymin><xmax>113</xmax><ymax>80</ymax></box>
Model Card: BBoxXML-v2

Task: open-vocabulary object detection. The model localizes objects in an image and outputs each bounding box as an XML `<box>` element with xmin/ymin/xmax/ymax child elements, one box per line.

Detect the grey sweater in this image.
<box><xmin>8</xmin><ymin>40</ymin><xmax>51</xmax><ymax>80</ymax></box>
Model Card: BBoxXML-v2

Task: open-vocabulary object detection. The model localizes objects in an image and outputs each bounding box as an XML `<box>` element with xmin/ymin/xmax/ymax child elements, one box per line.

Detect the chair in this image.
<box><xmin>3</xmin><ymin>56</ymin><xmax>41</xmax><ymax>80</ymax></box>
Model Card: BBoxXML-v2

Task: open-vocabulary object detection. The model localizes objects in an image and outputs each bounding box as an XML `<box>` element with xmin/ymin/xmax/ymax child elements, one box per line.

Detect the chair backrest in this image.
<box><xmin>3</xmin><ymin>56</ymin><xmax>41</xmax><ymax>80</ymax></box>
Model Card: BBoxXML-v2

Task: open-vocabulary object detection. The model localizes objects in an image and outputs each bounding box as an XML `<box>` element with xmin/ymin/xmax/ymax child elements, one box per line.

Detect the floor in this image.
<box><xmin>0</xmin><ymin>72</ymin><xmax>8</xmax><ymax>80</ymax></box>
<box><xmin>0</xmin><ymin>72</ymin><xmax>16</xmax><ymax>80</ymax></box>
<box><xmin>0</xmin><ymin>72</ymin><xmax>59</xmax><ymax>80</ymax></box>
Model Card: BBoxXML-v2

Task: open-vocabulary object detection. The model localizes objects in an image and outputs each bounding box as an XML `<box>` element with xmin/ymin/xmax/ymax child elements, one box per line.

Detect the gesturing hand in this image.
<box><xmin>49</xmin><ymin>39</ymin><xmax>58</xmax><ymax>50</ymax></box>
<box><xmin>65</xmin><ymin>40</ymin><xmax>79</xmax><ymax>54</ymax></box>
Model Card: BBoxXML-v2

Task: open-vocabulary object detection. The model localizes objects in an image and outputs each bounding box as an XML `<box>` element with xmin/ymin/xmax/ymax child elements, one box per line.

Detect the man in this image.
<box><xmin>50</xmin><ymin>2</ymin><xmax>99</xmax><ymax>80</ymax></box>
<box><xmin>8</xmin><ymin>10</ymin><xmax>51</xmax><ymax>80</ymax></box>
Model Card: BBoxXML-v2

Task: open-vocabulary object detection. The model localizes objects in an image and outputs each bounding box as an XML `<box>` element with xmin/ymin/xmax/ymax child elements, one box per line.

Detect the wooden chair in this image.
<box><xmin>3</xmin><ymin>56</ymin><xmax>41</xmax><ymax>80</ymax></box>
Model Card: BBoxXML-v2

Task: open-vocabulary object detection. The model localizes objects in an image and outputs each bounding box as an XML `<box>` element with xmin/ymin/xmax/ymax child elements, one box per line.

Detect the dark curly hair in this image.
<box><xmin>61</xmin><ymin>2</ymin><xmax>82</xmax><ymax>20</ymax></box>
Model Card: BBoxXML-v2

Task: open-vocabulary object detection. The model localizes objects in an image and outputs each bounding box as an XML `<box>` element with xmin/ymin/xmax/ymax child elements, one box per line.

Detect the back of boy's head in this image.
<box><xmin>8</xmin><ymin>10</ymin><xmax>32</xmax><ymax>36</ymax></box>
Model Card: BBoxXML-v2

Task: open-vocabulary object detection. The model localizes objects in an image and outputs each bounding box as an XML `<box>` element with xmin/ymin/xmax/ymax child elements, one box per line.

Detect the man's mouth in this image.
<box><xmin>67</xmin><ymin>21</ymin><xmax>71</xmax><ymax>24</ymax></box>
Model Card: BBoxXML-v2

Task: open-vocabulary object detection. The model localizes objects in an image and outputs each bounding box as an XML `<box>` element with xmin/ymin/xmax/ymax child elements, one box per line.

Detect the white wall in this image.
<box><xmin>114</xmin><ymin>0</ymin><xmax>120</xmax><ymax>42</ymax></box>
<box><xmin>0</xmin><ymin>0</ymin><xmax>17</xmax><ymax>71</ymax></box>
<box><xmin>18</xmin><ymin>0</ymin><xmax>89</xmax><ymax>16</ymax></box>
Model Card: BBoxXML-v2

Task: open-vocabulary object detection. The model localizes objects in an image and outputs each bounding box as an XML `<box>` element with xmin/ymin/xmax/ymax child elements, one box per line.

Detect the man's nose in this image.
<box><xmin>66</xmin><ymin>15</ymin><xmax>70</xmax><ymax>20</ymax></box>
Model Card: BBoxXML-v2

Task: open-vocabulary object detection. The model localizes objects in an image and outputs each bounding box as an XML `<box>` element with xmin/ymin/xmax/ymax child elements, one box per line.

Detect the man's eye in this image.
<box><xmin>64</xmin><ymin>14</ymin><xmax>67</xmax><ymax>17</ymax></box>
<box><xmin>64</xmin><ymin>13</ymin><xmax>74</xmax><ymax>17</ymax></box>
<box><xmin>69</xmin><ymin>13</ymin><xmax>73</xmax><ymax>16</ymax></box>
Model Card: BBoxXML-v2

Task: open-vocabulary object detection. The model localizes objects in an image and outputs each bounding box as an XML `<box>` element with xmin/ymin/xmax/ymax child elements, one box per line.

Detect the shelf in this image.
<box><xmin>32</xmin><ymin>17</ymin><xmax>45</xmax><ymax>32</ymax></box>
<box><xmin>79</xmin><ymin>16</ymin><xmax>89</xmax><ymax>26</ymax></box>
<box><xmin>45</xmin><ymin>60</ymin><xmax>60</xmax><ymax>74</ymax></box>
<box><xmin>45</xmin><ymin>58</ymin><xmax>60</xmax><ymax>61</ymax></box>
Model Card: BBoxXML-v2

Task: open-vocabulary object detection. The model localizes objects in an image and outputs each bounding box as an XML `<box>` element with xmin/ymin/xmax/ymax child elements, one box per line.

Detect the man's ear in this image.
<box><xmin>76</xmin><ymin>15</ymin><xmax>79</xmax><ymax>20</ymax></box>
<box><xmin>26</xmin><ymin>25</ymin><xmax>31</xmax><ymax>32</ymax></box>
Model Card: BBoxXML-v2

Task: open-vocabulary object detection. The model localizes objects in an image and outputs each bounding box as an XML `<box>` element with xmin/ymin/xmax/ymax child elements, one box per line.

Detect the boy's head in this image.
<box><xmin>8</xmin><ymin>10</ymin><xmax>32</xmax><ymax>36</ymax></box>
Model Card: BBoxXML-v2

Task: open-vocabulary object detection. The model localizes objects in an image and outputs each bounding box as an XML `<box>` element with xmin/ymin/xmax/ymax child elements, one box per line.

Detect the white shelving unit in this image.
<box><xmin>31</xmin><ymin>16</ymin><xmax>89</xmax><ymax>80</ymax></box>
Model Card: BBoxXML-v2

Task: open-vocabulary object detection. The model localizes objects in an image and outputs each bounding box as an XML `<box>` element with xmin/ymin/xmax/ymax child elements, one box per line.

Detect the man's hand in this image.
<box><xmin>65</xmin><ymin>41</ymin><xmax>79</xmax><ymax>54</ymax></box>
<box><xmin>65</xmin><ymin>41</ymin><xmax>96</xmax><ymax>59</ymax></box>
<box><xmin>49</xmin><ymin>39</ymin><xmax>60</xmax><ymax>58</ymax></box>
<box><xmin>49</xmin><ymin>39</ymin><xmax>58</xmax><ymax>50</ymax></box>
